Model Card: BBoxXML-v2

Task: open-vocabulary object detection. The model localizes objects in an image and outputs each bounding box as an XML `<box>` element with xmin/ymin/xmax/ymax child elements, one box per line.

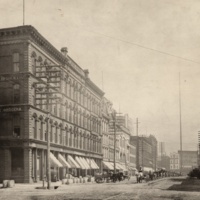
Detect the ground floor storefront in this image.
<box><xmin>0</xmin><ymin>144</ymin><xmax>102</xmax><ymax>183</ymax></box>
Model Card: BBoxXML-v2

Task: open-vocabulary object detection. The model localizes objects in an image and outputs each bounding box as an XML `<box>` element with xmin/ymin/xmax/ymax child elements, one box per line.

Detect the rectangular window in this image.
<box><xmin>13</xmin><ymin>114</ymin><xmax>20</xmax><ymax>138</ymax></box>
<box><xmin>13</xmin><ymin>126</ymin><xmax>20</xmax><ymax>138</ymax></box>
<box><xmin>13</xmin><ymin>53</ymin><xmax>20</xmax><ymax>72</ymax></box>
<box><xmin>13</xmin><ymin>84</ymin><xmax>20</xmax><ymax>103</ymax></box>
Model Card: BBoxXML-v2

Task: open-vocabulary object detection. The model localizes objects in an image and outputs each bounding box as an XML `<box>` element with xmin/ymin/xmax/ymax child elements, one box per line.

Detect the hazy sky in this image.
<box><xmin>1</xmin><ymin>0</ymin><xmax>200</xmax><ymax>154</ymax></box>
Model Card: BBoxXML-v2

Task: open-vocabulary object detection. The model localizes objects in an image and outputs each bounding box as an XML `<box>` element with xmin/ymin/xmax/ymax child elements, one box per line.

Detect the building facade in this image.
<box><xmin>0</xmin><ymin>25</ymin><xmax>104</xmax><ymax>183</ymax></box>
<box><xmin>131</xmin><ymin>135</ymin><xmax>157</xmax><ymax>172</ymax></box>
<box><xmin>178</xmin><ymin>150</ymin><xmax>198</xmax><ymax>175</ymax></box>
<box><xmin>157</xmin><ymin>155</ymin><xmax>170</xmax><ymax>171</ymax></box>
<box><xmin>170</xmin><ymin>152</ymin><xmax>179</xmax><ymax>172</ymax></box>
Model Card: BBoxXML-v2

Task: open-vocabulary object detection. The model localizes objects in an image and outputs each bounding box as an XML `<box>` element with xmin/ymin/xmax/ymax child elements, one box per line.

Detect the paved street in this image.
<box><xmin>1</xmin><ymin>177</ymin><xmax>200</xmax><ymax>200</ymax></box>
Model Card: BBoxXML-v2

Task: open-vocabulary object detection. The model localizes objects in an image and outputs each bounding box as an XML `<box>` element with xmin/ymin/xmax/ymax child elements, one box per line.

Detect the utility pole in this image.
<box><xmin>35</xmin><ymin>64</ymin><xmax>61</xmax><ymax>189</ymax></box>
<box><xmin>161</xmin><ymin>142</ymin><xmax>163</xmax><ymax>168</ymax></box>
<box><xmin>23</xmin><ymin>0</ymin><xmax>25</xmax><ymax>25</ymax></box>
<box><xmin>179</xmin><ymin>73</ymin><xmax>182</xmax><ymax>175</ymax></box>
<box><xmin>46</xmin><ymin>68</ymin><xmax>51</xmax><ymax>189</ymax></box>
<box><xmin>135</xmin><ymin>118</ymin><xmax>140</xmax><ymax>170</ymax></box>
<box><xmin>142</xmin><ymin>135</ymin><xmax>144</xmax><ymax>168</ymax></box>
<box><xmin>113</xmin><ymin>111</ymin><xmax>116</xmax><ymax>174</ymax></box>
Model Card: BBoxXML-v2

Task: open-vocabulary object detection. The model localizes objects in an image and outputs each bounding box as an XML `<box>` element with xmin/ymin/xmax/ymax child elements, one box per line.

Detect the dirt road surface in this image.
<box><xmin>0</xmin><ymin>177</ymin><xmax>200</xmax><ymax>200</ymax></box>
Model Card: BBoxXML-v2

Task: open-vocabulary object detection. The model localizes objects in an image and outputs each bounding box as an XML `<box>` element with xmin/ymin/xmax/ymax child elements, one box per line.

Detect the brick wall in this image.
<box><xmin>0</xmin><ymin>148</ymin><xmax>11</xmax><ymax>182</ymax></box>
<box><xmin>24</xmin><ymin>148</ymin><xmax>33</xmax><ymax>183</ymax></box>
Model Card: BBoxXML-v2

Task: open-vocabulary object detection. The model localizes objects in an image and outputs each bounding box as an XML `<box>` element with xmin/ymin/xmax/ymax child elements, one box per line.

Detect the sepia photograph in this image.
<box><xmin>0</xmin><ymin>0</ymin><xmax>200</xmax><ymax>199</ymax></box>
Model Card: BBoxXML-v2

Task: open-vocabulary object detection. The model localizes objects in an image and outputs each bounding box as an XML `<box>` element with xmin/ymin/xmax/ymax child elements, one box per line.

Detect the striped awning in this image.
<box><xmin>116</xmin><ymin>163</ymin><xmax>124</xmax><ymax>170</ymax></box>
<box><xmin>58</xmin><ymin>153</ymin><xmax>71</xmax><ymax>168</ymax></box>
<box><xmin>50</xmin><ymin>153</ymin><xmax>63</xmax><ymax>167</ymax></box>
<box><xmin>75</xmin><ymin>156</ymin><xmax>86</xmax><ymax>169</ymax></box>
<box><xmin>68</xmin><ymin>155</ymin><xmax>80</xmax><ymax>168</ymax></box>
<box><xmin>86</xmin><ymin>158</ymin><xmax>96</xmax><ymax>169</ymax></box>
<box><xmin>91</xmin><ymin>159</ymin><xmax>99</xmax><ymax>169</ymax></box>
<box><xmin>80</xmin><ymin>157</ymin><xmax>90</xmax><ymax>169</ymax></box>
<box><xmin>103</xmin><ymin>161</ymin><xmax>114</xmax><ymax>170</ymax></box>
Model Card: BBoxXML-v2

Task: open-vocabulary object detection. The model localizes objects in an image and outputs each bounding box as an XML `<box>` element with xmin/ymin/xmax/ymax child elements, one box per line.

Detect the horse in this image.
<box><xmin>136</xmin><ymin>172</ymin><xmax>144</xmax><ymax>183</ymax></box>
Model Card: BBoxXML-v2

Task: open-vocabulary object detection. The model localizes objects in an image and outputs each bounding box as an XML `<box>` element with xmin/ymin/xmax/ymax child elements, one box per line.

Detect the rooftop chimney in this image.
<box><xmin>61</xmin><ymin>47</ymin><xmax>68</xmax><ymax>57</ymax></box>
<box><xmin>84</xmin><ymin>69</ymin><xmax>89</xmax><ymax>78</ymax></box>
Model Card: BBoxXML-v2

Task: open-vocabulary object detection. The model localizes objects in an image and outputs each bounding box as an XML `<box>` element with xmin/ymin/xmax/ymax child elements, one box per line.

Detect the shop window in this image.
<box><xmin>13</xmin><ymin>52</ymin><xmax>20</xmax><ymax>72</ymax></box>
<box><xmin>11</xmin><ymin>148</ymin><xmax>24</xmax><ymax>175</ymax></box>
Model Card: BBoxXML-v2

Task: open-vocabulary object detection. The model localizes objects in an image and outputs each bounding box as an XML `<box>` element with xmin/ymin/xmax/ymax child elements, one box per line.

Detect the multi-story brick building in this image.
<box><xmin>102</xmin><ymin>111</ymin><xmax>133</xmax><ymax>173</ymax></box>
<box><xmin>101</xmin><ymin>97</ymin><xmax>113</xmax><ymax>170</ymax></box>
<box><xmin>131</xmin><ymin>135</ymin><xmax>157</xmax><ymax>172</ymax></box>
<box><xmin>0</xmin><ymin>25</ymin><xmax>104</xmax><ymax>183</ymax></box>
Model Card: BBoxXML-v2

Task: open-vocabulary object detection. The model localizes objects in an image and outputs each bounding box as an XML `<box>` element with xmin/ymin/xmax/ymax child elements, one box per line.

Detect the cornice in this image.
<box><xmin>0</xmin><ymin>25</ymin><xmax>86</xmax><ymax>80</ymax></box>
<box><xmin>86</xmin><ymin>78</ymin><xmax>104</xmax><ymax>97</ymax></box>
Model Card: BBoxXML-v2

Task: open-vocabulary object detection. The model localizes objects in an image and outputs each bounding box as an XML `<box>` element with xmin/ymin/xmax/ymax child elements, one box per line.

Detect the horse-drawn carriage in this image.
<box><xmin>95</xmin><ymin>172</ymin><xmax>128</xmax><ymax>183</ymax></box>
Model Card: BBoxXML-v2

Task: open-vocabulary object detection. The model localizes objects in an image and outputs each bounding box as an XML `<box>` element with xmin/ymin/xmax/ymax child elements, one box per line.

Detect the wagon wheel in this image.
<box><xmin>95</xmin><ymin>178</ymin><xmax>102</xmax><ymax>183</ymax></box>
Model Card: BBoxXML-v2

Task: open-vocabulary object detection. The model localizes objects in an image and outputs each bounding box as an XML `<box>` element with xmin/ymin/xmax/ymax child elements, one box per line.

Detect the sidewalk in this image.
<box><xmin>0</xmin><ymin>179</ymin><xmax>97</xmax><ymax>191</ymax></box>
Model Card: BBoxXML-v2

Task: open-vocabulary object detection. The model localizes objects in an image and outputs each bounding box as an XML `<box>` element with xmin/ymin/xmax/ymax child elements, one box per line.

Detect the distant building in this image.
<box><xmin>131</xmin><ymin>135</ymin><xmax>157</xmax><ymax>171</ymax></box>
<box><xmin>158</xmin><ymin>142</ymin><xmax>166</xmax><ymax>157</ymax></box>
<box><xmin>170</xmin><ymin>152</ymin><xmax>179</xmax><ymax>172</ymax></box>
<box><xmin>116</xmin><ymin>114</ymin><xmax>134</xmax><ymax>136</ymax></box>
<box><xmin>157</xmin><ymin>155</ymin><xmax>170</xmax><ymax>171</ymax></box>
<box><xmin>178</xmin><ymin>150</ymin><xmax>198</xmax><ymax>175</ymax></box>
<box><xmin>129</xmin><ymin>142</ymin><xmax>137</xmax><ymax>175</ymax></box>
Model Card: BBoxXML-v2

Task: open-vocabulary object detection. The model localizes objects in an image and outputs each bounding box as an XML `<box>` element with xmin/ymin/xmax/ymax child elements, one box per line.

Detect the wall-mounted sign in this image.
<box><xmin>0</xmin><ymin>74</ymin><xmax>25</xmax><ymax>82</ymax></box>
<box><xmin>0</xmin><ymin>106</ymin><xmax>23</xmax><ymax>112</ymax></box>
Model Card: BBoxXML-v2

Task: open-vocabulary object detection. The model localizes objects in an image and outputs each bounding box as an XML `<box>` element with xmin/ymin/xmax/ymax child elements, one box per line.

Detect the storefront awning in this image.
<box><xmin>129</xmin><ymin>167</ymin><xmax>137</xmax><ymax>171</ymax></box>
<box><xmin>58</xmin><ymin>154</ymin><xmax>71</xmax><ymax>168</ymax></box>
<box><xmin>143</xmin><ymin>167</ymin><xmax>154</xmax><ymax>172</ymax></box>
<box><xmin>120</xmin><ymin>164</ymin><xmax>128</xmax><ymax>171</ymax></box>
<box><xmin>75</xmin><ymin>156</ymin><xmax>86</xmax><ymax>169</ymax></box>
<box><xmin>86</xmin><ymin>158</ymin><xmax>96</xmax><ymax>169</ymax></box>
<box><xmin>50</xmin><ymin>153</ymin><xmax>63</xmax><ymax>168</ymax></box>
<box><xmin>91</xmin><ymin>159</ymin><xmax>99</xmax><ymax>169</ymax></box>
<box><xmin>68</xmin><ymin>155</ymin><xmax>80</xmax><ymax>168</ymax></box>
<box><xmin>80</xmin><ymin>157</ymin><xmax>90</xmax><ymax>169</ymax></box>
<box><xmin>103</xmin><ymin>161</ymin><xmax>114</xmax><ymax>170</ymax></box>
<box><xmin>116</xmin><ymin>163</ymin><xmax>124</xmax><ymax>170</ymax></box>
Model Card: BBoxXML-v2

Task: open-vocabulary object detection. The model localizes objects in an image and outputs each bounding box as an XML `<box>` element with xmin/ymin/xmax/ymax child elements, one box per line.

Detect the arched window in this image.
<box><xmin>79</xmin><ymin>109</ymin><xmax>82</xmax><ymax>127</ymax></box>
<box><xmin>65</xmin><ymin>127</ymin><xmax>69</xmax><ymax>146</ymax></box>
<box><xmin>13</xmin><ymin>84</ymin><xmax>20</xmax><ymax>103</ymax></box>
<box><xmin>32</xmin><ymin>114</ymin><xmax>38</xmax><ymax>139</ymax></box>
<box><xmin>39</xmin><ymin>116</ymin><xmax>44</xmax><ymax>140</ymax></box>
<box><xmin>50</xmin><ymin>123</ymin><xmax>53</xmax><ymax>142</ymax></box>
<box><xmin>65</xmin><ymin>101</ymin><xmax>68</xmax><ymax>121</ymax></box>
<box><xmin>31</xmin><ymin>52</ymin><xmax>37</xmax><ymax>75</ymax></box>
<box><xmin>80</xmin><ymin>132</ymin><xmax>82</xmax><ymax>149</ymax></box>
